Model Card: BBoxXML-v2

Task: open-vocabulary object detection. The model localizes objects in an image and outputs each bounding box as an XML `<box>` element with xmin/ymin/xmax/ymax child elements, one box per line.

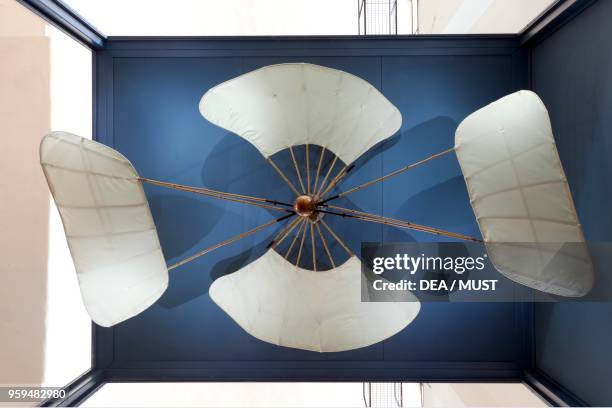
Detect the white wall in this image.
<box><xmin>42</xmin><ymin>23</ymin><xmax>92</xmax><ymax>388</ymax></box>
<box><xmin>81</xmin><ymin>382</ymin><xmax>547</xmax><ymax>407</ymax></box>
<box><xmin>64</xmin><ymin>0</ymin><xmax>359</xmax><ymax>36</ymax></box>
<box><xmin>82</xmin><ymin>382</ymin><xmax>423</xmax><ymax>407</ymax></box>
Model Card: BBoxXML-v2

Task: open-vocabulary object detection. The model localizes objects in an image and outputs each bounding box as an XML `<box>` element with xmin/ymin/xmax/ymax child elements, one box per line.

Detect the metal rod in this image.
<box><xmin>168</xmin><ymin>213</ymin><xmax>293</xmax><ymax>270</ymax></box>
<box><xmin>306</xmin><ymin>144</ymin><xmax>311</xmax><ymax>195</ymax></box>
<box><xmin>320</xmin><ymin>219</ymin><xmax>353</xmax><ymax>256</ymax></box>
<box><xmin>267</xmin><ymin>157</ymin><xmax>301</xmax><ymax>197</ymax></box>
<box><xmin>329</xmin><ymin>147</ymin><xmax>455</xmax><ymax>202</ymax></box>
<box><xmin>270</xmin><ymin>216</ymin><xmax>302</xmax><ymax>249</ymax></box>
<box><xmin>289</xmin><ymin>146</ymin><xmax>306</xmax><ymax>194</ymax></box>
<box><xmin>315</xmin><ymin>222</ymin><xmax>335</xmax><ymax>269</ymax></box>
<box><xmin>310</xmin><ymin>222</ymin><xmax>317</xmax><ymax>271</ymax></box>
<box><xmin>316</xmin><ymin>156</ymin><xmax>338</xmax><ymax>196</ymax></box>
<box><xmin>140</xmin><ymin>178</ymin><xmax>292</xmax><ymax>213</ymax></box>
<box><xmin>325</xmin><ymin>204</ymin><xmax>482</xmax><ymax>242</ymax></box>
<box><xmin>285</xmin><ymin>219</ymin><xmax>306</xmax><ymax>259</ymax></box>
<box><xmin>296</xmin><ymin>220</ymin><xmax>308</xmax><ymax>268</ymax></box>
<box><xmin>314</xmin><ymin>146</ymin><xmax>325</xmax><ymax>197</ymax></box>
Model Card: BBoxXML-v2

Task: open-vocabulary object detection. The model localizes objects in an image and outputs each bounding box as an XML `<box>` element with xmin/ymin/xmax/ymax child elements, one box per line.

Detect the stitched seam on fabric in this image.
<box><xmin>477</xmin><ymin>215</ymin><xmax>579</xmax><ymax>226</ymax></box>
<box><xmin>471</xmin><ymin>179</ymin><xmax>565</xmax><ymax>204</ymax></box>
<box><xmin>79</xmin><ymin>138</ymin><xmax>113</xmax><ymax>324</ymax></box>
<box><xmin>498</xmin><ymin>124</ymin><xmax>545</xmax><ymax>275</ymax></box>
<box><xmin>43</xmin><ymin>162</ymin><xmax>137</xmax><ymax>180</ymax></box>
<box><xmin>66</xmin><ymin>227</ymin><xmax>156</xmax><ymax>239</ymax></box>
<box><xmin>463</xmin><ymin>140</ymin><xmax>554</xmax><ymax>180</ymax></box>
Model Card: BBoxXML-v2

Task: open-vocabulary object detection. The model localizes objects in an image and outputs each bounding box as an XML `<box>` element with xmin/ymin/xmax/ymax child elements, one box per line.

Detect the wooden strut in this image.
<box><xmin>310</xmin><ymin>222</ymin><xmax>317</xmax><ymax>271</ymax></box>
<box><xmin>306</xmin><ymin>144</ymin><xmax>311</xmax><ymax>195</ymax></box>
<box><xmin>296</xmin><ymin>220</ymin><xmax>308</xmax><ymax>268</ymax></box>
<box><xmin>322</xmin><ymin>204</ymin><xmax>482</xmax><ymax>243</ymax></box>
<box><xmin>315</xmin><ymin>222</ymin><xmax>335</xmax><ymax>269</ymax></box>
<box><xmin>319</xmin><ymin>163</ymin><xmax>354</xmax><ymax>198</ymax></box>
<box><xmin>285</xmin><ymin>219</ymin><xmax>306</xmax><ymax>259</ymax></box>
<box><xmin>267</xmin><ymin>157</ymin><xmax>301</xmax><ymax>197</ymax></box>
<box><xmin>319</xmin><ymin>147</ymin><xmax>456</xmax><ymax>204</ymax></box>
<box><xmin>314</xmin><ymin>146</ymin><xmax>326</xmax><ymax>196</ymax></box>
<box><xmin>168</xmin><ymin>213</ymin><xmax>294</xmax><ymax>270</ymax></box>
<box><xmin>289</xmin><ymin>146</ymin><xmax>306</xmax><ymax>194</ymax></box>
<box><xmin>319</xmin><ymin>219</ymin><xmax>353</xmax><ymax>257</ymax></box>
<box><xmin>269</xmin><ymin>216</ymin><xmax>302</xmax><ymax>249</ymax></box>
<box><xmin>140</xmin><ymin>177</ymin><xmax>266</xmax><ymax>202</ymax></box>
<box><xmin>316</xmin><ymin>156</ymin><xmax>338</xmax><ymax>196</ymax></box>
<box><xmin>139</xmin><ymin>178</ymin><xmax>292</xmax><ymax>213</ymax></box>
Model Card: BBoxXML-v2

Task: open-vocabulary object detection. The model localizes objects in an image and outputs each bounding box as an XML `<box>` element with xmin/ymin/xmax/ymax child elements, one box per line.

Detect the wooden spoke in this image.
<box><xmin>270</xmin><ymin>216</ymin><xmax>302</xmax><ymax>249</ymax></box>
<box><xmin>320</xmin><ymin>219</ymin><xmax>353</xmax><ymax>257</ymax></box>
<box><xmin>320</xmin><ymin>147</ymin><xmax>455</xmax><ymax>204</ymax></box>
<box><xmin>285</xmin><ymin>219</ymin><xmax>306</xmax><ymax>259</ymax></box>
<box><xmin>267</xmin><ymin>157</ymin><xmax>301</xmax><ymax>197</ymax></box>
<box><xmin>306</xmin><ymin>144</ymin><xmax>311</xmax><ymax>195</ymax></box>
<box><xmin>139</xmin><ymin>178</ymin><xmax>292</xmax><ymax>213</ymax></box>
<box><xmin>168</xmin><ymin>213</ymin><xmax>293</xmax><ymax>270</ymax></box>
<box><xmin>315</xmin><ymin>222</ymin><xmax>335</xmax><ymax>269</ymax></box>
<box><xmin>296</xmin><ymin>220</ymin><xmax>308</xmax><ymax>268</ymax></box>
<box><xmin>310</xmin><ymin>222</ymin><xmax>317</xmax><ymax>271</ymax></box>
<box><xmin>289</xmin><ymin>146</ymin><xmax>306</xmax><ymax>194</ymax></box>
<box><xmin>319</xmin><ymin>163</ymin><xmax>353</xmax><ymax>198</ymax></box>
<box><xmin>314</xmin><ymin>146</ymin><xmax>326</xmax><ymax>195</ymax></box>
<box><xmin>316</xmin><ymin>155</ymin><xmax>338</xmax><ymax>196</ymax></box>
<box><xmin>324</xmin><ymin>204</ymin><xmax>482</xmax><ymax>243</ymax></box>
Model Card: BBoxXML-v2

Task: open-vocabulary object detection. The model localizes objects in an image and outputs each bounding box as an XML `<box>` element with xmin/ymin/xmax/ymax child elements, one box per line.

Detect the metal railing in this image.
<box><xmin>363</xmin><ymin>382</ymin><xmax>404</xmax><ymax>407</ymax></box>
<box><xmin>358</xmin><ymin>0</ymin><xmax>398</xmax><ymax>35</ymax></box>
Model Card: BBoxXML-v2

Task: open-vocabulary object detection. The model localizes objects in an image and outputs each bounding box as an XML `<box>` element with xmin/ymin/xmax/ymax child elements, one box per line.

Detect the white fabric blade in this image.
<box><xmin>40</xmin><ymin>131</ymin><xmax>169</xmax><ymax>327</ymax></box>
<box><xmin>209</xmin><ymin>249</ymin><xmax>420</xmax><ymax>352</ymax></box>
<box><xmin>455</xmin><ymin>91</ymin><xmax>593</xmax><ymax>297</ymax></box>
<box><xmin>199</xmin><ymin>63</ymin><xmax>402</xmax><ymax>165</ymax></box>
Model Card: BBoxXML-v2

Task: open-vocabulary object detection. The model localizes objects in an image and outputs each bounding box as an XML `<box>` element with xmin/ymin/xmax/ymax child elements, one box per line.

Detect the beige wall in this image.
<box><xmin>418</xmin><ymin>0</ymin><xmax>555</xmax><ymax>34</ymax></box>
<box><xmin>0</xmin><ymin>0</ymin><xmax>50</xmax><ymax>386</ymax></box>
<box><xmin>423</xmin><ymin>383</ymin><xmax>548</xmax><ymax>407</ymax></box>
<box><xmin>418</xmin><ymin>0</ymin><xmax>463</xmax><ymax>34</ymax></box>
<box><xmin>0</xmin><ymin>0</ymin><xmax>92</xmax><ymax>388</ymax></box>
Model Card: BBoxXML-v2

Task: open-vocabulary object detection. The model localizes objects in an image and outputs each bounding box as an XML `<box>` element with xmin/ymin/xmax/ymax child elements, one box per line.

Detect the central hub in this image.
<box><xmin>294</xmin><ymin>195</ymin><xmax>316</xmax><ymax>217</ymax></box>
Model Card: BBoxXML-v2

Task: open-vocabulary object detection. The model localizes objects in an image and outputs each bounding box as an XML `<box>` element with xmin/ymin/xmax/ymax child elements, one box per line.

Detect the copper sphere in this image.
<box><xmin>294</xmin><ymin>195</ymin><xmax>316</xmax><ymax>217</ymax></box>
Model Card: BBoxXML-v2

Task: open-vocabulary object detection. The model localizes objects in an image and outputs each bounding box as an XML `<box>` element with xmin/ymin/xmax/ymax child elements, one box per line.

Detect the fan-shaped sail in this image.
<box><xmin>40</xmin><ymin>131</ymin><xmax>168</xmax><ymax>326</ymax></box>
<box><xmin>209</xmin><ymin>249</ymin><xmax>420</xmax><ymax>352</ymax></box>
<box><xmin>199</xmin><ymin>63</ymin><xmax>402</xmax><ymax>165</ymax></box>
<box><xmin>455</xmin><ymin>91</ymin><xmax>593</xmax><ymax>297</ymax></box>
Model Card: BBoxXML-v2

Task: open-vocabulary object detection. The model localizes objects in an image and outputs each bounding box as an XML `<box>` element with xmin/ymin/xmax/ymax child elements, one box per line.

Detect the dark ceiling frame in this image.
<box><xmin>16</xmin><ymin>0</ymin><xmax>104</xmax><ymax>48</ymax></box>
<box><xmin>520</xmin><ymin>0</ymin><xmax>598</xmax><ymax>46</ymax></box>
<box><xmin>18</xmin><ymin>0</ymin><xmax>594</xmax><ymax>406</ymax></box>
